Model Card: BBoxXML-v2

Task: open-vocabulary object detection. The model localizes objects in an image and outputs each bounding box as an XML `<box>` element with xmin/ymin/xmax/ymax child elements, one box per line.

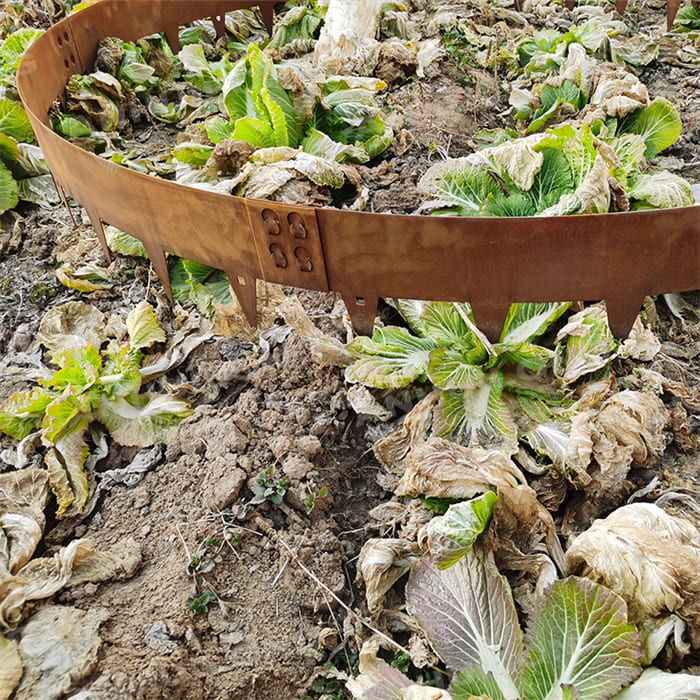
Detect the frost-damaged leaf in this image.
<box><xmin>96</xmin><ymin>393</ymin><xmax>191</xmax><ymax>447</ymax></box>
<box><xmin>488</xmin><ymin>139</ymin><xmax>544</xmax><ymax>191</ymax></box>
<box><xmin>627</xmin><ymin>171</ymin><xmax>695</xmax><ymax>210</ymax></box>
<box><xmin>427</xmin><ymin>491</ymin><xmax>497</xmax><ymax>569</ymax></box>
<box><xmin>433</xmin><ymin>372</ymin><xmax>519</xmax><ymax>455</ymax></box>
<box><xmin>345</xmin><ymin>637</ymin><xmax>415</xmax><ymax>700</ymax></box>
<box><xmin>500</xmin><ymin>303</ymin><xmax>572</xmax><ymax>344</ymax></box>
<box><xmin>520</xmin><ymin>577</ymin><xmax>641</xmax><ymax>700</ymax></box>
<box><xmin>0</xmin><ymin>538</ymin><xmax>141</xmax><ymax>632</ymax></box>
<box><xmin>44</xmin><ymin>413</ymin><xmax>91</xmax><ymax>518</ymax></box>
<box><xmin>357</xmin><ymin>538</ymin><xmax>422</xmax><ymax>613</ymax></box>
<box><xmin>398</xmin><ymin>437</ymin><xmax>525</xmax><ymax>500</ymax></box>
<box><xmin>592</xmin><ymin>391</ymin><xmax>669</xmax><ymax>471</ymax></box>
<box><xmin>346</xmin><ymin>327</ymin><xmax>439</xmax><ymax>389</ymax></box>
<box><xmin>406</xmin><ymin>547</ymin><xmax>523</xmax><ymax>699</ymax></box>
<box><xmin>417</xmin><ymin>159</ymin><xmax>501</xmax><ymax>216</ymax></box>
<box><xmin>612</xmin><ymin>668</ymin><xmax>700</xmax><ymax>700</ymax></box>
<box><xmin>0</xmin><ymin>636</ymin><xmax>22</xmax><ymax>700</ymax></box>
<box><xmin>574</xmin><ymin>153</ymin><xmax>610</xmax><ymax>214</ymax></box>
<box><xmin>618</xmin><ymin>98</ymin><xmax>682</xmax><ymax>159</ymax></box>
<box><xmin>279</xmin><ymin>296</ymin><xmax>354</xmax><ymax>367</ymax></box>
<box><xmin>55</xmin><ymin>263</ymin><xmax>110</xmax><ymax>293</ymax></box>
<box><xmin>37</xmin><ymin>302</ymin><xmax>106</xmax><ymax>360</ymax></box>
<box><xmin>566</xmin><ymin>504</ymin><xmax>700</xmax><ymax>650</ymax></box>
<box><xmin>126</xmin><ymin>301</ymin><xmax>166</xmax><ymax>351</ymax></box>
<box><xmin>554</xmin><ymin>306</ymin><xmax>618</xmax><ymax>385</ymax></box>
<box><xmin>0</xmin><ymin>468</ymin><xmax>50</xmax><ymax>576</ymax></box>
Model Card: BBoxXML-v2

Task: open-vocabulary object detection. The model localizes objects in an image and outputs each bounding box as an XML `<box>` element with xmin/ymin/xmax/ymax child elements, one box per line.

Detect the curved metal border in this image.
<box><xmin>17</xmin><ymin>0</ymin><xmax>700</xmax><ymax>340</ymax></box>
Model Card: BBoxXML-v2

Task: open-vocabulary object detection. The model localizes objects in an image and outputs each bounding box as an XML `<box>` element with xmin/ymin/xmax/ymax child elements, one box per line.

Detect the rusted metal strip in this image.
<box><xmin>16</xmin><ymin>0</ymin><xmax>700</xmax><ymax>341</ymax></box>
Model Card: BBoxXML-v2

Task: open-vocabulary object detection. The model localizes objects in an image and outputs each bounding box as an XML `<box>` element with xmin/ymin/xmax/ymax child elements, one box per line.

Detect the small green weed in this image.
<box><xmin>187</xmin><ymin>589</ymin><xmax>217</xmax><ymax>614</ymax></box>
<box><xmin>252</xmin><ymin>467</ymin><xmax>289</xmax><ymax>505</ymax></box>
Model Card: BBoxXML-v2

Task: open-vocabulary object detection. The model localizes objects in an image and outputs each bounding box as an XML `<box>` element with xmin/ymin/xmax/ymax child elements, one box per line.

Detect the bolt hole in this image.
<box><xmin>355</xmin><ymin>297</ymin><xmax>366</xmax><ymax>306</ymax></box>
<box><xmin>63</xmin><ymin>31</ymin><xmax>69</xmax><ymax>41</ymax></box>
<box><xmin>70</xmin><ymin>54</ymin><xmax>76</xmax><ymax>64</ymax></box>
<box><xmin>57</xmin><ymin>36</ymin><xmax>63</xmax><ymax>46</ymax></box>
<box><xmin>64</xmin><ymin>58</ymin><xmax>70</xmax><ymax>69</ymax></box>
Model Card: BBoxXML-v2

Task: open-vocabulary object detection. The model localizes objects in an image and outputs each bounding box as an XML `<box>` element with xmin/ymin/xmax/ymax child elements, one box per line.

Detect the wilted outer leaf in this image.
<box><xmin>126</xmin><ymin>301</ymin><xmax>166</xmax><ymax>351</ymax></box>
<box><xmin>427</xmin><ymin>491</ymin><xmax>497</xmax><ymax>569</ymax></box>
<box><xmin>592</xmin><ymin>390</ymin><xmax>669</xmax><ymax>471</ymax></box>
<box><xmin>521</xmin><ymin>577</ymin><xmax>641</xmax><ymax>700</ymax></box>
<box><xmin>0</xmin><ymin>637</ymin><xmax>22</xmax><ymax>700</ymax></box>
<box><xmin>566</xmin><ymin>504</ymin><xmax>700</xmax><ymax>648</ymax></box>
<box><xmin>278</xmin><ymin>296</ymin><xmax>354</xmax><ymax>367</ymax></box>
<box><xmin>345</xmin><ymin>637</ymin><xmax>414</xmax><ymax>700</ymax></box>
<box><xmin>554</xmin><ymin>306</ymin><xmax>618</xmax><ymax>384</ymax></box>
<box><xmin>357</xmin><ymin>538</ymin><xmax>422</xmax><ymax>613</ymax></box>
<box><xmin>13</xmin><ymin>605</ymin><xmax>108</xmax><ymax>700</ymax></box>
<box><xmin>55</xmin><ymin>263</ymin><xmax>110</xmax><ymax>293</ymax></box>
<box><xmin>0</xmin><ymin>537</ymin><xmax>141</xmax><ymax>632</ymax></box>
<box><xmin>44</xmin><ymin>413</ymin><xmax>91</xmax><ymax>518</ymax></box>
<box><xmin>96</xmin><ymin>393</ymin><xmax>191</xmax><ymax>447</ymax></box>
<box><xmin>37</xmin><ymin>302</ymin><xmax>106</xmax><ymax>360</ymax></box>
<box><xmin>612</xmin><ymin>668</ymin><xmax>700</xmax><ymax>700</ymax></box>
<box><xmin>574</xmin><ymin>153</ymin><xmax>610</xmax><ymax>214</ymax></box>
<box><xmin>627</xmin><ymin>171</ymin><xmax>695</xmax><ymax>210</ymax></box>
<box><xmin>417</xmin><ymin>159</ymin><xmax>501</xmax><ymax>215</ymax></box>
<box><xmin>0</xmin><ymin>469</ymin><xmax>49</xmax><ymax>576</ymax></box>
<box><xmin>489</xmin><ymin>139</ymin><xmax>544</xmax><ymax>190</ymax></box>
<box><xmin>618</xmin><ymin>317</ymin><xmax>660</xmax><ymax>361</ymax></box>
<box><xmin>406</xmin><ymin>548</ymin><xmax>523</xmax><ymax>699</ymax></box>
<box><xmin>398</xmin><ymin>437</ymin><xmax>524</xmax><ymax>500</ymax></box>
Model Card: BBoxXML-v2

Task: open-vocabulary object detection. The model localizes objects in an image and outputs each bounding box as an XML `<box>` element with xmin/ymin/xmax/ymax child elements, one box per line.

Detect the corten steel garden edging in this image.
<box><xmin>17</xmin><ymin>0</ymin><xmax>700</xmax><ymax>341</ymax></box>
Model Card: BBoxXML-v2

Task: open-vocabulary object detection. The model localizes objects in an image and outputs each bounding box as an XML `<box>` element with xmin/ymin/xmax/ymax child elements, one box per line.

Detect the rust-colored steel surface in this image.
<box><xmin>17</xmin><ymin>0</ymin><xmax>700</xmax><ymax>341</ymax></box>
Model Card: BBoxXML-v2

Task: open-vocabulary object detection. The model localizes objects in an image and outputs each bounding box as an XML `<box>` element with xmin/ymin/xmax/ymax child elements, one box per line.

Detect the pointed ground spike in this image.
<box><xmin>212</xmin><ymin>13</ymin><xmax>226</xmax><ymax>39</ymax></box>
<box><xmin>565</xmin><ymin>0</ymin><xmax>576</xmax><ymax>10</ymax></box>
<box><xmin>53</xmin><ymin>179</ymin><xmax>76</xmax><ymax>227</ymax></box>
<box><xmin>605</xmin><ymin>295</ymin><xmax>643</xmax><ymax>339</ymax></box>
<box><xmin>142</xmin><ymin>242</ymin><xmax>173</xmax><ymax>303</ymax></box>
<box><xmin>164</xmin><ymin>24</ymin><xmax>180</xmax><ymax>53</ymax></box>
<box><xmin>226</xmin><ymin>271</ymin><xmax>258</xmax><ymax>328</ymax></box>
<box><xmin>616</xmin><ymin>0</ymin><xmax>628</xmax><ymax>15</ymax></box>
<box><xmin>85</xmin><ymin>209</ymin><xmax>111</xmax><ymax>263</ymax></box>
<box><xmin>468</xmin><ymin>300</ymin><xmax>511</xmax><ymax>344</ymax></box>
<box><xmin>667</xmin><ymin>0</ymin><xmax>682</xmax><ymax>29</ymax></box>
<box><xmin>260</xmin><ymin>3</ymin><xmax>275</xmax><ymax>36</ymax></box>
<box><xmin>342</xmin><ymin>293</ymin><xmax>378</xmax><ymax>337</ymax></box>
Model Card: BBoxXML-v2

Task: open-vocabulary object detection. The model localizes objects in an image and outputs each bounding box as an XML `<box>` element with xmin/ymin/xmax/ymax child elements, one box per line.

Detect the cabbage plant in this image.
<box><xmin>349</xmin><ymin>544</ymin><xmax>700</xmax><ymax>699</ymax></box>
<box><xmin>0</xmin><ymin>302</ymin><xmax>191</xmax><ymax>519</ymax></box>
<box><xmin>345</xmin><ymin>301</ymin><xmax>626</xmax><ymax>459</ymax></box>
